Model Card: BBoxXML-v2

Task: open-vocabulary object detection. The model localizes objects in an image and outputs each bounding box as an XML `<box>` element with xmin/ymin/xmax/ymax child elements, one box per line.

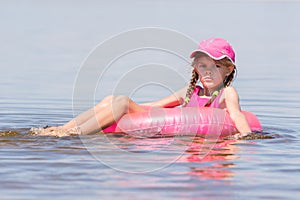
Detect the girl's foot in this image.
<box><xmin>65</xmin><ymin>127</ymin><xmax>82</xmax><ymax>135</ymax></box>
<box><xmin>30</xmin><ymin>126</ymin><xmax>79</xmax><ymax>137</ymax></box>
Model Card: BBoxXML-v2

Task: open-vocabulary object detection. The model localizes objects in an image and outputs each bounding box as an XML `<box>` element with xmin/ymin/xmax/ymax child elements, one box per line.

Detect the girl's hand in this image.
<box><xmin>232</xmin><ymin>132</ymin><xmax>274</xmax><ymax>140</ymax></box>
<box><xmin>233</xmin><ymin>132</ymin><xmax>250</xmax><ymax>139</ymax></box>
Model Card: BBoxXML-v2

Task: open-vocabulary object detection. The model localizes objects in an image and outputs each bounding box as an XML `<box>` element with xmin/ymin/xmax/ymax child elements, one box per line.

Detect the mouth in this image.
<box><xmin>202</xmin><ymin>77</ymin><xmax>213</xmax><ymax>82</ymax></box>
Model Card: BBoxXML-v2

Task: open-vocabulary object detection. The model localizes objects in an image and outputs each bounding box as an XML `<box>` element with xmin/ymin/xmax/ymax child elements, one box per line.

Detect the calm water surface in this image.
<box><xmin>1</xmin><ymin>1</ymin><xmax>300</xmax><ymax>200</ymax></box>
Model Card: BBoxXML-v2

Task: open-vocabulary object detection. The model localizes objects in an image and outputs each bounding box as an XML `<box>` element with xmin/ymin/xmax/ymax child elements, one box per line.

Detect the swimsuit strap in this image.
<box><xmin>204</xmin><ymin>89</ymin><xmax>222</xmax><ymax>107</ymax></box>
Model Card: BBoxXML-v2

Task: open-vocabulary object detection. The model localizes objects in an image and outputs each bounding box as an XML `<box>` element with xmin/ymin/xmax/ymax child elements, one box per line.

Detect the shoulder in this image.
<box><xmin>223</xmin><ymin>86</ymin><xmax>239</xmax><ymax>96</ymax></box>
<box><xmin>223</xmin><ymin>86</ymin><xmax>240</xmax><ymax>102</ymax></box>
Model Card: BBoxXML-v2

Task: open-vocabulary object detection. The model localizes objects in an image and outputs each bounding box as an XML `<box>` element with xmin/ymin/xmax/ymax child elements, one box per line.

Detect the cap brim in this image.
<box><xmin>190</xmin><ymin>50</ymin><xmax>235</xmax><ymax>65</ymax></box>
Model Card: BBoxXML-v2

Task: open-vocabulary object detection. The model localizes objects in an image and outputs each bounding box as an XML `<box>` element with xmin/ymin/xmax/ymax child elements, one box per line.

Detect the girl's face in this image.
<box><xmin>193</xmin><ymin>55</ymin><xmax>232</xmax><ymax>90</ymax></box>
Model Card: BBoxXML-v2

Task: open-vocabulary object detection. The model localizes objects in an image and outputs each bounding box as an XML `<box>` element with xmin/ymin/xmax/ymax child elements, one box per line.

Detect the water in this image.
<box><xmin>1</xmin><ymin>1</ymin><xmax>300</xmax><ymax>199</ymax></box>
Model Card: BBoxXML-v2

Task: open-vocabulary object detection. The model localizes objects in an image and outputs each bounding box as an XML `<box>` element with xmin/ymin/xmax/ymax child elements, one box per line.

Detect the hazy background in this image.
<box><xmin>1</xmin><ymin>0</ymin><xmax>299</xmax><ymax>100</ymax></box>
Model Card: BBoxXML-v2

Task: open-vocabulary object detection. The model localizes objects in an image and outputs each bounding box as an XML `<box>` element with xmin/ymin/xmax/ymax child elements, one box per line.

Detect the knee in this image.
<box><xmin>113</xmin><ymin>95</ymin><xmax>130</xmax><ymax>111</ymax></box>
<box><xmin>108</xmin><ymin>95</ymin><xmax>132</xmax><ymax>115</ymax></box>
<box><xmin>94</xmin><ymin>95</ymin><xmax>114</xmax><ymax>110</ymax></box>
<box><xmin>95</xmin><ymin>95</ymin><xmax>131</xmax><ymax>113</ymax></box>
<box><xmin>103</xmin><ymin>95</ymin><xmax>129</xmax><ymax>106</ymax></box>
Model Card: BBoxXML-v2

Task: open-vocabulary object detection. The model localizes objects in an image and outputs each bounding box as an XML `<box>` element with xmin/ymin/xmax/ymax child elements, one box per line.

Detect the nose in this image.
<box><xmin>205</xmin><ymin>70</ymin><xmax>213</xmax><ymax>76</ymax></box>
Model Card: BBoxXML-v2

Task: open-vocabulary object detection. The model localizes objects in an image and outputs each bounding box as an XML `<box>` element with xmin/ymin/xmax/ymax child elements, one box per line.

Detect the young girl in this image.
<box><xmin>38</xmin><ymin>38</ymin><xmax>252</xmax><ymax>138</ymax></box>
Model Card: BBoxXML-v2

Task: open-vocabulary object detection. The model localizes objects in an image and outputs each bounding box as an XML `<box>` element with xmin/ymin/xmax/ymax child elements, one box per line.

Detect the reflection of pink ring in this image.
<box><xmin>103</xmin><ymin>107</ymin><xmax>262</xmax><ymax>137</ymax></box>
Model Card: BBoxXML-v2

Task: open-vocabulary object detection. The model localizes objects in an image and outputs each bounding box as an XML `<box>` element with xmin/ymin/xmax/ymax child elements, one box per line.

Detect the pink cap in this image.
<box><xmin>190</xmin><ymin>38</ymin><xmax>235</xmax><ymax>64</ymax></box>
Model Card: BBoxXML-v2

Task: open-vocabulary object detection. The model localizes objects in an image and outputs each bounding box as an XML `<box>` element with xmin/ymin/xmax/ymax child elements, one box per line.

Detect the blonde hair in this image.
<box><xmin>182</xmin><ymin>57</ymin><xmax>236</xmax><ymax>107</ymax></box>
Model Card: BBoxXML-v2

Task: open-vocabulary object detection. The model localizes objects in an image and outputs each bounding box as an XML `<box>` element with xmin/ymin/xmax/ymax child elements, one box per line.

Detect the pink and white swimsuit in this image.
<box><xmin>185</xmin><ymin>86</ymin><xmax>224</xmax><ymax>108</ymax></box>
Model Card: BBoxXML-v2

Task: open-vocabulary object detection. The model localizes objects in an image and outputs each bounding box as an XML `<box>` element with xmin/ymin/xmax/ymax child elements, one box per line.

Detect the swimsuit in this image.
<box><xmin>185</xmin><ymin>86</ymin><xmax>224</xmax><ymax>108</ymax></box>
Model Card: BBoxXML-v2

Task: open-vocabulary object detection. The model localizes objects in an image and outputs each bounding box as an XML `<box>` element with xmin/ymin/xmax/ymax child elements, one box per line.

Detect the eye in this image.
<box><xmin>196</xmin><ymin>64</ymin><xmax>206</xmax><ymax>68</ymax></box>
<box><xmin>216</xmin><ymin>65</ymin><xmax>222</xmax><ymax>68</ymax></box>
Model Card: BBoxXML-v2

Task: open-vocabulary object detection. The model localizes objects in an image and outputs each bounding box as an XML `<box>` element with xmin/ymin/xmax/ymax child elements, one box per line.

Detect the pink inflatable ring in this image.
<box><xmin>103</xmin><ymin>107</ymin><xmax>262</xmax><ymax>137</ymax></box>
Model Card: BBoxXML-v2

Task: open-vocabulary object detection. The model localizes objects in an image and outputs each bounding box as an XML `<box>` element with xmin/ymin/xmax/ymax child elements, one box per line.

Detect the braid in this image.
<box><xmin>215</xmin><ymin>58</ymin><xmax>236</xmax><ymax>87</ymax></box>
<box><xmin>182</xmin><ymin>69</ymin><xmax>198</xmax><ymax>107</ymax></box>
<box><xmin>224</xmin><ymin>67</ymin><xmax>236</xmax><ymax>87</ymax></box>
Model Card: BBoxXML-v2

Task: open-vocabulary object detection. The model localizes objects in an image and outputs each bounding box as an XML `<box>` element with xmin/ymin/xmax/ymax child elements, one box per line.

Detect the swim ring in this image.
<box><xmin>103</xmin><ymin>107</ymin><xmax>262</xmax><ymax>137</ymax></box>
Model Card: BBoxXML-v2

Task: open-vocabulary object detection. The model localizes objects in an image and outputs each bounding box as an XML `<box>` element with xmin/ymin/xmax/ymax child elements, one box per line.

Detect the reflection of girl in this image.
<box><xmin>185</xmin><ymin>137</ymin><xmax>238</xmax><ymax>180</ymax></box>
<box><xmin>38</xmin><ymin>38</ymin><xmax>252</xmax><ymax>138</ymax></box>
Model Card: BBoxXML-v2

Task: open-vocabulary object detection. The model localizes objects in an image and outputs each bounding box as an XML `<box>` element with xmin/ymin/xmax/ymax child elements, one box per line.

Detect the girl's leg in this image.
<box><xmin>63</xmin><ymin>95</ymin><xmax>146</xmax><ymax>135</ymax></box>
<box><xmin>43</xmin><ymin>96</ymin><xmax>114</xmax><ymax>133</ymax></box>
<box><xmin>62</xmin><ymin>95</ymin><xmax>115</xmax><ymax>130</ymax></box>
<box><xmin>77</xmin><ymin>95</ymin><xmax>146</xmax><ymax>134</ymax></box>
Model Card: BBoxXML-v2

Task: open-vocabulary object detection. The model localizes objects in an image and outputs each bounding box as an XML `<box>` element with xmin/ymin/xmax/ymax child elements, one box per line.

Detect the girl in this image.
<box><xmin>38</xmin><ymin>38</ymin><xmax>252</xmax><ymax>138</ymax></box>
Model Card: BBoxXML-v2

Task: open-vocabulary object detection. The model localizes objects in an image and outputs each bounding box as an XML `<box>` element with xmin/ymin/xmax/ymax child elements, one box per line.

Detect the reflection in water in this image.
<box><xmin>189</xmin><ymin>163</ymin><xmax>235</xmax><ymax>180</ymax></box>
<box><xmin>0</xmin><ymin>128</ymin><xmax>284</xmax><ymax>182</ymax></box>
<box><xmin>0</xmin><ymin>127</ymin><xmax>296</xmax><ymax>200</ymax></box>
<box><xmin>96</xmin><ymin>133</ymin><xmax>241</xmax><ymax>179</ymax></box>
<box><xmin>0</xmin><ymin>128</ymin><xmax>257</xmax><ymax>180</ymax></box>
<box><xmin>182</xmin><ymin>137</ymin><xmax>239</xmax><ymax>180</ymax></box>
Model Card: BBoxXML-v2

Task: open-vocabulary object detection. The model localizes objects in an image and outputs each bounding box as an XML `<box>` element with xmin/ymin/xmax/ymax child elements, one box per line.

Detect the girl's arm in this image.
<box><xmin>142</xmin><ymin>86</ymin><xmax>188</xmax><ymax>108</ymax></box>
<box><xmin>224</xmin><ymin>87</ymin><xmax>252</xmax><ymax>136</ymax></box>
